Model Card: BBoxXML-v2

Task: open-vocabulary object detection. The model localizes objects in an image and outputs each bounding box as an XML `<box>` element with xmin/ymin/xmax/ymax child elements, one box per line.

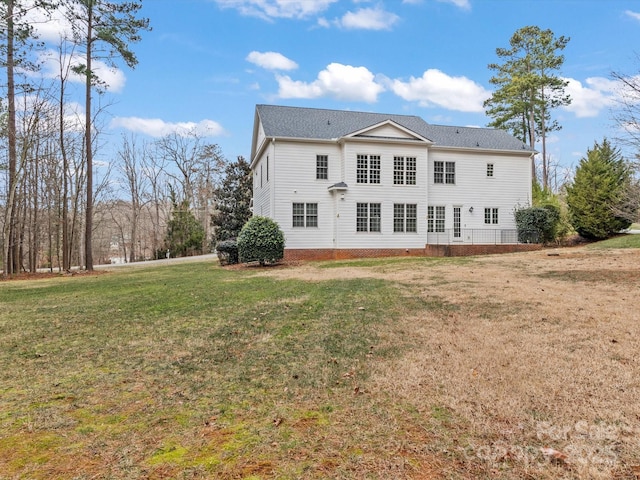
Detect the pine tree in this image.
<box><xmin>484</xmin><ymin>26</ymin><xmax>571</xmax><ymax>188</ymax></box>
<box><xmin>566</xmin><ymin>139</ymin><xmax>632</xmax><ymax>239</ymax></box>
<box><xmin>164</xmin><ymin>188</ymin><xmax>205</xmax><ymax>258</ymax></box>
<box><xmin>212</xmin><ymin>156</ymin><xmax>253</xmax><ymax>243</ymax></box>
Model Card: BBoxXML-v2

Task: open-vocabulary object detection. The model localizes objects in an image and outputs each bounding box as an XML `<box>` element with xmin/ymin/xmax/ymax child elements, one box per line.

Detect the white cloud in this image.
<box><xmin>110</xmin><ymin>117</ymin><xmax>226</xmax><ymax>138</ymax></box>
<box><xmin>317</xmin><ymin>17</ymin><xmax>331</xmax><ymax>28</ymax></box>
<box><xmin>390</xmin><ymin>69</ymin><xmax>489</xmax><ymax>112</ymax></box>
<box><xmin>37</xmin><ymin>50</ymin><xmax>126</xmax><ymax>93</ymax></box>
<box><xmin>338</xmin><ymin>7</ymin><xmax>400</xmax><ymax>30</ymax></box>
<box><xmin>246</xmin><ymin>51</ymin><xmax>298</xmax><ymax>71</ymax></box>
<box><xmin>438</xmin><ymin>0</ymin><xmax>471</xmax><ymax>9</ymax></box>
<box><xmin>23</xmin><ymin>0</ymin><xmax>76</xmax><ymax>42</ymax></box>
<box><xmin>276</xmin><ymin>63</ymin><xmax>384</xmax><ymax>102</ymax></box>
<box><xmin>562</xmin><ymin>77</ymin><xmax>618</xmax><ymax>118</ymax></box>
<box><xmin>214</xmin><ymin>0</ymin><xmax>338</xmax><ymax>20</ymax></box>
<box><xmin>625</xmin><ymin>10</ymin><xmax>640</xmax><ymax>22</ymax></box>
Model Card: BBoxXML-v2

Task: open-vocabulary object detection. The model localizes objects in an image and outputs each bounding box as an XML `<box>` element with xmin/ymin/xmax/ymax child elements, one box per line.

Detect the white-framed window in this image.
<box><xmin>293</xmin><ymin>203</ymin><xmax>318</xmax><ymax>227</ymax></box>
<box><xmin>487</xmin><ymin>163</ymin><xmax>494</xmax><ymax>177</ymax></box>
<box><xmin>394</xmin><ymin>203</ymin><xmax>417</xmax><ymax>233</ymax></box>
<box><xmin>316</xmin><ymin>155</ymin><xmax>328</xmax><ymax>180</ymax></box>
<box><xmin>445</xmin><ymin>161</ymin><xmax>455</xmax><ymax>184</ymax></box>
<box><xmin>427</xmin><ymin>205</ymin><xmax>446</xmax><ymax>232</ymax></box>
<box><xmin>356</xmin><ymin>154</ymin><xmax>381</xmax><ymax>184</ymax></box>
<box><xmin>356</xmin><ymin>203</ymin><xmax>381</xmax><ymax>232</ymax></box>
<box><xmin>434</xmin><ymin>161</ymin><xmax>455</xmax><ymax>184</ymax></box>
<box><xmin>394</xmin><ymin>156</ymin><xmax>417</xmax><ymax>185</ymax></box>
<box><xmin>484</xmin><ymin>207</ymin><xmax>499</xmax><ymax>224</ymax></box>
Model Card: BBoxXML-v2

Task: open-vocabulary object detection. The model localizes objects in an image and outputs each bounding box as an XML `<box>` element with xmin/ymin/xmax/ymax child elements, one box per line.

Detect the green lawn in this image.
<box><xmin>587</xmin><ymin>232</ymin><xmax>640</xmax><ymax>249</ymax></box>
<box><xmin>0</xmin><ymin>261</ymin><xmax>430</xmax><ymax>478</ymax></box>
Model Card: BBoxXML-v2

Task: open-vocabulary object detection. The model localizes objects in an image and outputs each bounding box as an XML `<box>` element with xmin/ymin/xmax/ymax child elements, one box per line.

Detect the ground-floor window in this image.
<box><xmin>357</xmin><ymin>203</ymin><xmax>381</xmax><ymax>232</ymax></box>
<box><xmin>293</xmin><ymin>203</ymin><xmax>318</xmax><ymax>227</ymax></box>
<box><xmin>394</xmin><ymin>203</ymin><xmax>417</xmax><ymax>232</ymax></box>
<box><xmin>484</xmin><ymin>207</ymin><xmax>499</xmax><ymax>224</ymax></box>
<box><xmin>427</xmin><ymin>205</ymin><xmax>445</xmax><ymax>232</ymax></box>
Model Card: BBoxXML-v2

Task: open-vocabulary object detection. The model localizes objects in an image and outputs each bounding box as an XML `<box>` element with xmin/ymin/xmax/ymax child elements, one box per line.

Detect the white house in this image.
<box><xmin>249</xmin><ymin>104</ymin><xmax>538</xmax><ymax>259</ymax></box>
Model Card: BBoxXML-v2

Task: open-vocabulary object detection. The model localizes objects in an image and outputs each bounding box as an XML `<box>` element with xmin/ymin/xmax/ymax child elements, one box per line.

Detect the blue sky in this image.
<box><xmin>30</xmin><ymin>0</ymin><xmax>640</xmax><ymax>178</ymax></box>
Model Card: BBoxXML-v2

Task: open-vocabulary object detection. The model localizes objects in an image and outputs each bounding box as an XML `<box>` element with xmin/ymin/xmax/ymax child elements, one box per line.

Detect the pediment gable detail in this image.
<box><xmin>345</xmin><ymin>120</ymin><xmax>431</xmax><ymax>143</ymax></box>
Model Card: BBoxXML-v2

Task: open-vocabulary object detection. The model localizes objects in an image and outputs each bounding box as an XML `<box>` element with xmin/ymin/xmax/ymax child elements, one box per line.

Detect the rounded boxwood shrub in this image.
<box><xmin>237</xmin><ymin>216</ymin><xmax>285</xmax><ymax>265</ymax></box>
<box><xmin>215</xmin><ymin>239</ymin><xmax>239</xmax><ymax>265</ymax></box>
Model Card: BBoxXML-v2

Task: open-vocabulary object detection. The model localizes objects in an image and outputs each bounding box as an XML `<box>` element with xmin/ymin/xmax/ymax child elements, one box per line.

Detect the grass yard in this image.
<box><xmin>588</xmin><ymin>233</ymin><xmax>640</xmax><ymax>249</ymax></box>
<box><xmin>1</xmin><ymin>245</ymin><xmax>639</xmax><ymax>479</ymax></box>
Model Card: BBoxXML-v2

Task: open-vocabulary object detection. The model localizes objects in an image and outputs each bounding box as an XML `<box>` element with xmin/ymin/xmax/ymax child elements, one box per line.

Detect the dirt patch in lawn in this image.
<box><xmin>263</xmin><ymin>246</ymin><xmax>640</xmax><ymax>479</ymax></box>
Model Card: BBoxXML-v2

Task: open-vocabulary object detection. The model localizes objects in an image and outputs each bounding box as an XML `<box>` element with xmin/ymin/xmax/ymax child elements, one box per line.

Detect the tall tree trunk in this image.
<box><xmin>60</xmin><ymin>67</ymin><xmax>70</xmax><ymax>271</ymax></box>
<box><xmin>3</xmin><ymin>0</ymin><xmax>17</xmax><ymax>276</ymax></box>
<box><xmin>84</xmin><ymin>5</ymin><xmax>94</xmax><ymax>270</ymax></box>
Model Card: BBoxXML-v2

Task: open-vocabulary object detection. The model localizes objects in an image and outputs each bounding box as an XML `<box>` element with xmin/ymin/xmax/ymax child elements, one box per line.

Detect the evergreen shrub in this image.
<box><xmin>216</xmin><ymin>239</ymin><xmax>239</xmax><ymax>265</ymax></box>
<box><xmin>237</xmin><ymin>216</ymin><xmax>285</xmax><ymax>265</ymax></box>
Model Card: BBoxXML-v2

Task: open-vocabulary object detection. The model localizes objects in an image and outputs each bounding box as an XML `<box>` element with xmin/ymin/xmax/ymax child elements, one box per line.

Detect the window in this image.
<box><xmin>427</xmin><ymin>206</ymin><xmax>445</xmax><ymax>233</ymax></box>
<box><xmin>394</xmin><ymin>156</ymin><xmax>417</xmax><ymax>185</ymax></box>
<box><xmin>434</xmin><ymin>161</ymin><xmax>443</xmax><ymax>184</ymax></box>
<box><xmin>445</xmin><ymin>161</ymin><xmax>455</xmax><ymax>184</ymax></box>
<box><xmin>356</xmin><ymin>203</ymin><xmax>381</xmax><ymax>232</ymax></box>
<box><xmin>266</xmin><ymin>156</ymin><xmax>269</xmax><ymax>182</ymax></box>
<box><xmin>356</xmin><ymin>154</ymin><xmax>381</xmax><ymax>184</ymax></box>
<box><xmin>316</xmin><ymin>155</ymin><xmax>328</xmax><ymax>180</ymax></box>
<box><xmin>487</xmin><ymin>163</ymin><xmax>494</xmax><ymax>177</ymax></box>
<box><xmin>434</xmin><ymin>161</ymin><xmax>455</xmax><ymax>184</ymax></box>
<box><xmin>293</xmin><ymin>203</ymin><xmax>318</xmax><ymax>227</ymax></box>
<box><xmin>394</xmin><ymin>204</ymin><xmax>417</xmax><ymax>233</ymax></box>
<box><xmin>484</xmin><ymin>207</ymin><xmax>499</xmax><ymax>224</ymax></box>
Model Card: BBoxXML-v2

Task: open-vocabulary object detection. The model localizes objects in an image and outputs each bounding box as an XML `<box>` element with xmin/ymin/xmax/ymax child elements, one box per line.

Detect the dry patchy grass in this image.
<box><xmin>266</xmin><ymin>247</ymin><xmax>640</xmax><ymax>479</ymax></box>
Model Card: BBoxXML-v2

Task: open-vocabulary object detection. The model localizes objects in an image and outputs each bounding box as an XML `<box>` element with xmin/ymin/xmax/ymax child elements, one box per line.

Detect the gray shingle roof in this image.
<box><xmin>256</xmin><ymin>104</ymin><xmax>533</xmax><ymax>152</ymax></box>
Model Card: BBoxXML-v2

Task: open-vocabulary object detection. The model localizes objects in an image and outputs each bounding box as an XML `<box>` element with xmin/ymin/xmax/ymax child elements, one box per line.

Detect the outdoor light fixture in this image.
<box><xmin>469</xmin><ymin>206</ymin><xmax>474</xmax><ymax>213</ymax></box>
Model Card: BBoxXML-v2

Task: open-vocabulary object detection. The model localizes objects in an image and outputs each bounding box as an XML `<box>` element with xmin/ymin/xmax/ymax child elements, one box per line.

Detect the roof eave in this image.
<box><xmin>429</xmin><ymin>145</ymin><xmax>535</xmax><ymax>156</ymax></box>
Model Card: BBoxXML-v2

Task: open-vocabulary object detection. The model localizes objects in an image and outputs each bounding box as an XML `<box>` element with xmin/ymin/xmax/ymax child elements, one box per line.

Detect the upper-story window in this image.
<box><xmin>434</xmin><ymin>161</ymin><xmax>455</xmax><ymax>184</ymax></box>
<box><xmin>316</xmin><ymin>155</ymin><xmax>328</xmax><ymax>180</ymax></box>
<box><xmin>357</xmin><ymin>154</ymin><xmax>381</xmax><ymax>184</ymax></box>
<box><xmin>394</xmin><ymin>156</ymin><xmax>417</xmax><ymax>185</ymax></box>
<box><xmin>487</xmin><ymin>163</ymin><xmax>494</xmax><ymax>177</ymax></box>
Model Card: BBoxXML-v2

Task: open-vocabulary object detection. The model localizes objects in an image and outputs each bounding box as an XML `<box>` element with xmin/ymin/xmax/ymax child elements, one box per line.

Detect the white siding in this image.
<box><xmin>270</xmin><ymin>141</ymin><xmax>341</xmax><ymax>249</ymax></box>
<box><xmin>335</xmin><ymin>140</ymin><xmax>428</xmax><ymax>249</ymax></box>
<box><xmin>428</xmin><ymin>149</ymin><xmax>532</xmax><ymax>235</ymax></box>
<box><xmin>252</xmin><ymin>143</ymin><xmax>272</xmax><ymax>218</ymax></box>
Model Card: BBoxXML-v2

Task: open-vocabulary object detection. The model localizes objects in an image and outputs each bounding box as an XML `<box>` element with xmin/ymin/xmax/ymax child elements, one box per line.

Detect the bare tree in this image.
<box><xmin>611</xmin><ymin>59</ymin><xmax>640</xmax><ymax>223</ymax></box>
<box><xmin>116</xmin><ymin>134</ymin><xmax>149</xmax><ymax>262</ymax></box>
<box><xmin>155</xmin><ymin>131</ymin><xmax>225</xmax><ymax>251</ymax></box>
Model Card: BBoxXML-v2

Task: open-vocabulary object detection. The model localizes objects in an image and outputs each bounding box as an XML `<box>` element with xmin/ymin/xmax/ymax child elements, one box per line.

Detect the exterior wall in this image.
<box><xmin>335</xmin><ymin>140</ymin><xmax>428</xmax><ymax>250</ymax></box>
<box><xmin>427</xmin><ymin>149</ymin><xmax>532</xmax><ymax>243</ymax></box>
<box><xmin>269</xmin><ymin>140</ymin><xmax>342</xmax><ymax>249</ymax></box>
<box><xmin>252</xmin><ymin>141</ymin><xmax>273</xmax><ymax>218</ymax></box>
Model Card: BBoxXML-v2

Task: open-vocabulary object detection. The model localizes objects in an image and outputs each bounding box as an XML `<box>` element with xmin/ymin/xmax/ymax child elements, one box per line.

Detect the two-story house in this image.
<box><xmin>250</xmin><ymin>104</ymin><xmax>538</xmax><ymax>260</ymax></box>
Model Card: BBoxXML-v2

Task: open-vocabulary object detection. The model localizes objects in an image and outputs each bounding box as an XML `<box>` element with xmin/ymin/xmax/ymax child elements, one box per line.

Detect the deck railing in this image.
<box><xmin>427</xmin><ymin>229</ymin><xmax>540</xmax><ymax>245</ymax></box>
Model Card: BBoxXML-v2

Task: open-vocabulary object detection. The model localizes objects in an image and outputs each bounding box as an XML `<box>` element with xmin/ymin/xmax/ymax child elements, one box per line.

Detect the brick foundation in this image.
<box><xmin>284</xmin><ymin>244</ymin><xmax>541</xmax><ymax>261</ymax></box>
